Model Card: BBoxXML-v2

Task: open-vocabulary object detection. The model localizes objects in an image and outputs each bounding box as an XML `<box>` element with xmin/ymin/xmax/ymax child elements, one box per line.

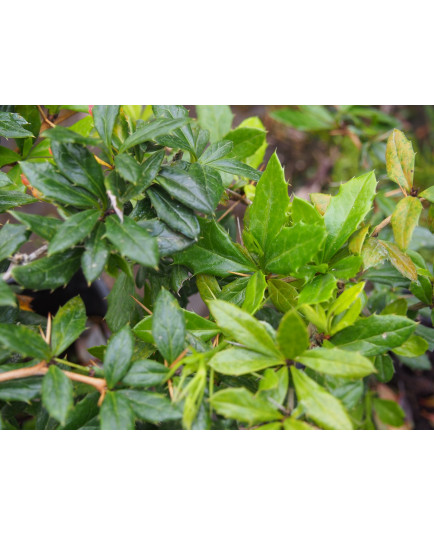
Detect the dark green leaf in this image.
<box><xmin>0</xmin><ymin>111</ymin><xmax>33</xmax><ymax>138</ymax></box>
<box><xmin>0</xmin><ymin>190</ymin><xmax>36</xmax><ymax>213</ymax></box>
<box><xmin>120</xmin><ymin>118</ymin><xmax>189</xmax><ymax>153</ymax></box>
<box><xmin>12</xmin><ymin>249</ymin><xmax>82</xmax><ymax>290</ymax></box>
<box><xmin>81</xmin><ymin>223</ymin><xmax>110</xmax><ymax>283</ymax></box>
<box><xmin>114</xmin><ymin>153</ymin><xmax>142</xmax><ymax>184</ymax></box>
<box><xmin>93</xmin><ymin>105</ymin><xmax>120</xmax><ymax>149</ymax></box>
<box><xmin>123</xmin><ymin>150</ymin><xmax>164</xmax><ymax>200</ymax></box>
<box><xmin>60</xmin><ymin>392</ymin><xmax>99</xmax><ymax>430</ymax></box>
<box><xmin>0</xmin><ymin>377</ymin><xmax>42</xmax><ymax>402</ymax></box>
<box><xmin>375</xmin><ymin>354</ymin><xmax>394</xmax><ymax>383</ymax></box>
<box><xmin>100</xmin><ymin>391</ymin><xmax>135</xmax><ymax>430</ymax></box>
<box><xmin>242</xmin><ymin>271</ymin><xmax>267</xmax><ymax>315</ymax></box>
<box><xmin>152</xmin><ymin>289</ymin><xmax>186</xmax><ymax>363</ymax></box>
<box><xmin>42</xmin><ymin>366</ymin><xmax>73</xmax><ymax>425</ymax></box>
<box><xmin>0</xmin><ymin>224</ymin><xmax>27</xmax><ymax>262</ymax></box>
<box><xmin>0</xmin><ymin>279</ymin><xmax>16</xmax><ymax>307</ymax></box>
<box><xmin>122</xmin><ymin>359</ymin><xmax>168</xmax><ymax>388</ymax></box>
<box><xmin>224</xmin><ymin>127</ymin><xmax>267</xmax><ymax>160</ymax></box>
<box><xmin>42</xmin><ymin>126</ymin><xmax>101</xmax><ymax>146</ymax></box>
<box><xmin>11</xmin><ymin>211</ymin><xmax>61</xmax><ymax>241</ymax></box>
<box><xmin>298</xmin><ymin>273</ymin><xmax>337</xmax><ymax>305</ymax></box>
<box><xmin>121</xmin><ymin>389</ymin><xmax>182</xmax><ymax>422</ymax></box>
<box><xmin>199</xmin><ymin>141</ymin><xmax>233</xmax><ymax>164</ymax></box>
<box><xmin>105</xmin><ymin>272</ymin><xmax>141</xmax><ymax>332</ymax></box>
<box><xmin>206</xmin><ymin>159</ymin><xmax>262</xmax><ymax>181</ymax></box>
<box><xmin>105</xmin><ymin>215</ymin><xmax>159</xmax><ymax>267</ymax></box>
<box><xmin>104</xmin><ymin>325</ymin><xmax>134</xmax><ymax>389</ymax></box>
<box><xmin>51</xmin><ymin>296</ymin><xmax>87</xmax><ymax>356</ymax></box>
<box><xmin>209</xmin><ymin>347</ymin><xmax>283</xmax><ymax>375</ymax></box>
<box><xmin>138</xmin><ymin>219</ymin><xmax>194</xmax><ymax>256</ymax></box>
<box><xmin>0</xmin><ymin>323</ymin><xmax>51</xmax><ymax>360</ymax></box>
<box><xmin>48</xmin><ymin>209</ymin><xmax>100</xmax><ymax>255</ymax></box>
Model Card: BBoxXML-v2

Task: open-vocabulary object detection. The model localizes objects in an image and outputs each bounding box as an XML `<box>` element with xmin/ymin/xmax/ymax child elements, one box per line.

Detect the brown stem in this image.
<box><xmin>217</xmin><ymin>198</ymin><xmax>243</xmax><ymax>222</ymax></box>
<box><xmin>372</xmin><ymin>215</ymin><xmax>392</xmax><ymax>237</ymax></box>
<box><xmin>37</xmin><ymin>105</ymin><xmax>56</xmax><ymax>128</ymax></box>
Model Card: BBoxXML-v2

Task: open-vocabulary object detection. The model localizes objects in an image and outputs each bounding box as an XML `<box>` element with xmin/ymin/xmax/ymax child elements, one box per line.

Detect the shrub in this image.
<box><xmin>0</xmin><ymin>105</ymin><xmax>433</xmax><ymax>430</ymax></box>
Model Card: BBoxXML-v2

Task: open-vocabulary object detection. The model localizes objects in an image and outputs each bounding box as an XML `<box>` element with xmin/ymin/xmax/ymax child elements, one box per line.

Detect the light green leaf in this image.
<box><xmin>276</xmin><ymin>309</ymin><xmax>309</xmax><ymax>360</ymax></box>
<box><xmin>291</xmin><ymin>367</ymin><xmax>353</xmax><ymax>430</ymax></box>
<box><xmin>298</xmin><ymin>273</ymin><xmax>337</xmax><ymax>305</ymax></box>
<box><xmin>393</xmin><ymin>335</ymin><xmax>429</xmax><ymax>357</ymax></box>
<box><xmin>391</xmin><ymin>196</ymin><xmax>422</xmax><ymax>251</ymax></box>
<box><xmin>209</xmin><ymin>347</ymin><xmax>283</xmax><ymax>376</ymax></box>
<box><xmin>323</xmin><ymin>172</ymin><xmax>377</xmax><ymax>261</ymax></box>
<box><xmin>419</xmin><ymin>185</ymin><xmax>434</xmax><ymax>203</ymax></box>
<box><xmin>386</xmin><ymin>129</ymin><xmax>415</xmax><ymax>192</ymax></box>
<box><xmin>196</xmin><ymin>274</ymin><xmax>221</xmax><ymax>302</ymax></box>
<box><xmin>208</xmin><ymin>300</ymin><xmax>280</xmax><ymax>358</ymax></box>
<box><xmin>373</xmin><ymin>398</ymin><xmax>405</xmax><ymax>427</ymax></box>
<box><xmin>283</xmin><ymin>417</ymin><xmax>315</xmax><ymax>430</ymax></box>
<box><xmin>379</xmin><ymin>240</ymin><xmax>417</xmax><ymax>281</ymax></box>
<box><xmin>292</xmin><ymin>196</ymin><xmax>324</xmax><ymax>225</ymax></box>
<box><xmin>224</xmin><ymin>127</ymin><xmax>266</xmax><ymax>160</ymax></box>
<box><xmin>296</xmin><ymin>348</ymin><xmax>376</xmax><ymax>379</ymax></box>
<box><xmin>348</xmin><ymin>225</ymin><xmax>370</xmax><ymax>255</ymax></box>
<box><xmin>51</xmin><ymin>296</ymin><xmax>87</xmax><ymax>356</ymax></box>
<box><xmin>328</xmin><ymin>282</ymin><xmax>365</xmax><ymax>317</ymax></box>
<box><xmin>249</xmin><ymin>153</ymin><xmax>290</xmax><ymax>252</ymax></box>
<box><xmin>242</xmin><ymin>271</ymin><xmax>267</xmax><ymax>315</ymax></box>
<box><xmin>271</xmin><ymin>106</ymin><xmax>334</xmax><ymax>132</ymax></box>
<box><xmin>42</xmin><ymin>366</ymin><xmax>73</xmax><ymax>425</ymax></box>
<box><xmin>196</xmin><ymin>105</ymin><xmax>233</xmax><ymax>142</ymax></box>
<box><xmin>210</xmin><ymin>387</ymin><xmax>282</xmax><ymax>425</ymax></box>
<box><xmin>268</xmin><ymin>280</ymin><xmax>298</xmax><ymax>313</ymax></box>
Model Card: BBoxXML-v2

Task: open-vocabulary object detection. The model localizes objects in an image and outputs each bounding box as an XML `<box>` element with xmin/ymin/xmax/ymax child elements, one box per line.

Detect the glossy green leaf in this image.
<box><xmin>121</xmin><ymin>389</ymin><xmax>182</xmax><ymax>423</ymax></box>
<box><xmin>0</xmin><ymin>323</ymin><xmax>51</xmax><ymax>360</ymax></box>
<box><xmin>104</xmin><ymin>325</ymin><xmax>134</xmax><ymax>389</ymax></box>
<box><xmin>393</xmin><ymin>335</ymin><xmax>429</xmax><ymax>357</ymax></box>
<box><xmin>11</xmin><ymin>211</ymin><xmax>61</xmax><ymax>241</ymax></box>
<box><xmin>298</xmin><ymin>273</ymin><xmax>337</xmax><ymax>305</ymax></box>
<box><xmin>123</xmin><ymin>150</ymin><xmax>164</xmax><ymax>200</ymax></box>
<box><xmin>209</xmin><ymin>347</ymin><xmax>283</xmax><ymax>376</ymax></box>
<box><xmin>331</xmin><ymin>314</ymin><xmax>416</xmax><ymax>357</ymax></box>
<box><xmin>93</xmin><ymin>105</ymin><xmax>120</xmax><ymax>149</ymax></box>
<box><xmin>296</xmin><ymin>348</ymin><xmax>375</xmax><ymax>379</ymax></box>
<box><xmin>268</xmin><ymin>280</ymin><xmax>298</xmax><ymax>313</ymax></box>
<box><xmin>208</xmin><ymin>300</ymin><xmax>280</xmax><ymax>357</ymax></box>
<box><xmin>114</xmin><ymin>153</ymin><xmax>142</xmax><ymax>184</ymax></box>
<box><xmin>51</xmin><ymin>142</ymin><xmax>106</xmax><ymax>200</ymax></box>
<box><xmin>329</xmin><ymin>255</ymin><xmax>362</xmax><ymax>279</ymax></box>
<box><xmin>173</xmin><ymin>219</ymin><xmax>255</xmax><ymax>276</ymax></box>
<box><xmin>0</xmin><ymin>279</ymin><xmax>16</xmax><ymax>307</ymax></box>
<box><xmin>242</xmin><ymin>271</ymin><xmax>267</xmax><ymax>314</ymax></box>
<box><xmin>391</xmin><ymin>196</ymin><xmax>422</xmax><ymax>251</ymax></box>
<box><xmin>42</xmin><ymin>126</ymin><xmax>100</xmax><ymax>146</ymax></box>
<box><xmin>379</xmin><ymin>240</ymin><xmax>417</xmax><ymax>281</ymax></box>
<box><xmin>323</xmin><ymin>172</ymin><xmax>377</xmax><ymax>261</ymax></box>
<box><xmin>375</xmin><ymin>354</ymin><xmax>394</xmax><ymax>383</ymax></box>
<box><xmin>210</xmin><ymin>387</ymin><xmax>281</xmax><ymax>425</ymax></box>
<box><xmin>410</xmin><ymin>275</ymin><xmax>433</xmax><ymax>305</ymax></box>
<box><xmin>0</xmin><ymin>224</ymin><xmax>27</xmax><ymax>262</ymax></box>
<box><xmin>48</xmin><ymin>209</ymin><xmax>100</xmax><ymax>255</ymax></box>
<box><xmin>283</xmin><ymin>417</ymin><xmax>315</xmax><ymax>430</ymax></box>
<box><xmin>100</xmin><ymin>391</ymin><xmax>135</xmax><ymax>430</ymax></box>
<box><xmin>148</xmin><ymin>187</ymin><xmax>200</xmax><ymax>239</ymax></box>
<box><xmin>292</xmin><ymin>196</ymin><xmax>324</xmax><ymax>225</ymax></box>
<box><xmin>51</xmin><ymin>296</ymin><xmax>87</xmax><ymax>356</ymax></box>
<box><xmin>42</xmin><ymin>366</ymin><xmax>73</xmax><ymax>425</ymax></box>
<box><xmin>60</xmin><ymin>392</ymin><xmax>100</xmax><ymax>430</ymax></box>
<box><xmin>206</xmin><ymin>159</ymin><xmax>262</xmax><ymax>182</ymax></box>
<box><xmin>0</xmin><ymin>377</ymin><xmax>42</xmax><ymax>402</ymax></box>
<box><xmin>152</xmin><ymin>289</ymin><xmax>186</xmax><ymax>363</ymax></box>
<box><xmin>157</xmin><ymin>163</ymin><xmax>223</xmax><ymax>215</ymax></box>
<box><xmin>12</xmin><ymin>249</ymin><xmax>82</xmax><ymax>290</ymax></box>
<box><xmin>328</xmin><ymin>282</ymin><xmax>365</xmax><ymax>317</ymax></box>
<box><xmin>249</xmin><ymin>153</ymin><xmax>290</xmax><ymax>252</ymax></box>
<box><xmin>277</xmin><ymin>309</ymin><xmax>309</xmax><ymax>360</ymax></box>
<box><xmin>224</xmin><ymin>127</ymin><xmax>266</xmax><ymax>160</ymax></box>
<box><xmin>0</xmin><ymin>111</ymin><xmax>33</xmax><ymax>138</ymax></box>
<box><xmin>105</xmin><ymin>272</ymin><xmax>140</xmax><ymax>332</ymax></box>
<box><xmin>105</xmin><ymin>215</ymin><xmax>159</xmax><ymax>268</ymax></box>
<box><xmin>373</xmin><ymin>398</ymin><xmax>405</xmax><ymax>427</ymax></box>
<box><xmin>196</xmin><ymin>274</ymin><xmax>221</xmax><ymax>302</ymax></box>
<box><xmin>120</xmin><ymin>117</ymin><xmax>188</xmax><ymax>152</ymax></box>
<box><xmin>218</xmin><ymin>277</ymin><xmax>250</xmax><ymax>307</ymax></box>
<box><xmin>265</xmin><ymin>222</ymin><xmax>326</xmax><ymax>274</ymax></box>
<box><xmin>81</xmin><ymin>223</ymin><xmax>110</xmax><ymax>283</ymax></box>
<box><xmin>199</xmin><ymin>140</ymin><xmax>233</xmax><ymax>164</ymax></box>
<box><xmin>122</xmin><ymin>359</ymin><xmax>168</xmax><ymax>388</ymax></box>
<box><xmin>138</xmin><ymin>219</ymin><xmax>194</xmax><ymax>256</ymax></box>
<box><xmin>291</xmin><ymin>367</ymin><xmax>352</xmax><ymax>430</ymax></box>
<box><xmin>0</xmin><ymin>190</ymin><xmax>36</xmax><ymax>213</ymax></box>
<box><xmin>386</xmin><ymin>129</ymin><xmax>415</xmax><ymax>192</ymax></box>
<box><xmin>196</xmin><ymin>105</ymin><xmax>233</xmax><ymax>142</ymax></box>
<box><xmin>20</xmin><ymin>161</ymin><xmax>99</xmax><ymax>208</ymax></box>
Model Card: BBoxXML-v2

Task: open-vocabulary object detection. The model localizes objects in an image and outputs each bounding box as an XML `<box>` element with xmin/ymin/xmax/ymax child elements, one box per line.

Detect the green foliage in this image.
<box><xmin>0</xmin><ymin>106</ymin><xmax>432</xmax><ymax>430</ymax></box>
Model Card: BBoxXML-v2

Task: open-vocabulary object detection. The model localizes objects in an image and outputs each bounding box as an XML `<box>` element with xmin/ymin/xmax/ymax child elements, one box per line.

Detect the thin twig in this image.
<box><xmin>225</xmin><ymin>189</ymin><xmax>251</xmax><ymax>205</ymax></box>
<box><xmin>164</xmin><ymin>360</ymin><xmax>174</xmax><ymax>400</ymax></box>
<box><xmin>372</xmin><ymin>215</ymin><xmax>392</xmax><ymax>237</ymax></box>
<box><xmin>217</xmin><ymin>199</ymin><xmax>243</xmax><ymax>222</ymax></box>
<box><xmin>228</xmin><ymin>271</ymin><xmax>251</xmax><ymax>277</ymax></box>
<box><xmin>37</xmin><ymin>105</ymin><xmax>56</xmax><ymax>128</ymax></box>
<box><xmin>2</xmin><ymin>244</ymin><xmax>48</xmax><ymax>282</ymax></box>
<box><xmin>130</xmin><ymin>295</ymin><xmax>153</xmax><ymax>315</ymax></box>
<box><xmin>384</xmin><ymin>188</ymin><xmax>402</xmax><ymax>198</ymax></box>
<box><xmin>169</xmin><ymin>348</ymin><xmax>189</xmax><ymax>370</ymax></box>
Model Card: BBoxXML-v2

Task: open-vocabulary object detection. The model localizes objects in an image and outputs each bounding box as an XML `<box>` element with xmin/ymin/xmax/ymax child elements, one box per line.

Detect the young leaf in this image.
<box><xmin>196</xmin><ymin>105</ymin><xmax>233</xmax><ymax>142</ymax></box>
<box><xmin>328</xmin><ymin>282</ymin><xmax>365</xmax><ymax>318</ymax></box>
<box><xmin>373</xmin><ymin>398</ymin><xmax>405</xmax><ymax>427</ymax></box>
<box><xmin>147</xmin><ymin>187</ymin><xmax>200</xmax><ymax>239</ymax></box>
<box><xmin>208</xmin><ymin>300</ymin><xmax>280</xmax><ymax>357</ymax></box>
<box><xmin>105</xmin><ymin>215</ymin><xmax>159</xmax><ymax>268</ymax></box>
<box><xmin>93</xmin><ymin>105</ymin><xmax>120</xmax><ymax>150</ymax></box>
<box><xmin>0</xmin><ymin>323</ymin><xmax>51</xmax><ymax>360</ymax></box>
<box><xmin>51</xmin><ymin>142</ymin><xmax>106</xmax><ymax>200</ymax></box>
<box><xmin>268</xmin><ymin>280</ymin><xmax>298</xmax><ymax>313</ymax></box>
<box><xmin>323</xmin><ymin>172</ymin><xmax>377</xmax><ymax>261</ymax></box>
<box><xmin>42</xmin><ymin>366</ymin><xmax>73</xmax><ymax>425</ymax></box>
<box><xmin>12</xmin><ymin>249</ymin><xmax>82</xmax><ymax>290</ymax></box>
<box><xmin>331</xmin><ymin>314</ymin><xmax>416</xmax><ymax>357</ymax></box>
<box><xmin>242</xmin><ymin>271</ymin><xmax>267</xmax><ymax>315</ymax></box>
<box><xmin>121</xmin><ymin>390</ymin><xmax>182</xmax><ymax>423</ymax></box>
<box><xmin>248</xmin><ymin>152</ymin><xmax>290</xmax><ymax>252</ymax></box>
<box><xmin>391</xmin><ymin>196</ymin><xmax>422</xmax><ymax>251</ymax></box>
<box><xmin>329</xmin><ymin>255</ymin><xmax>362</xmax><ymax>280</ymax></box>
<box><xmin>265</xmin><ymin>222</ymin><xmax>326</xmax><ymax>274</ymax></box>
<box><xmin>295</xmin><ymin>348</ymin><xmax>376</xmax><ymax>379</ymax></box>
<box><xmin>419</xmin><ymin>185</ymin><xmax>434</xmax><ymax>203</ymax></box>
<box><xmin>51</xmin><ymin>296</ymin><xmax>87</xmax><ymax>356</ymax></box>
<box><xmin>209</xmin><ymin>347</ymin><xmax>283</xmax><ymax>376</ymax></box>
<box><xmin>292</xmin><ymin>196</ymin><xmax>324</xmax><ymax>225</ymax></box>
<box><xmin>104</xmin><ymin>325</ymin><xmax>134</xmax><ymax>389</ymax></box>
<box><xmin>291</xmin><ymin>367</ymin><xmax>353</xmax><ymax>430</ymax></box>
<box><xmin>348</xmin><ymin>225</ymin><xmax>370</xmax><ymax>255</ymax></box>
<box><xmin>276</xmin><ymin>309</ymin><xmax>309</xmax><ymax>360</ymax></box>
<box><xmin>48</xmin><ymin>209</ymin><xmax>101</xmax><ymax>255</ymax></box>
<box><xmin>310</xmin><ymin>193</ymin><xmax>331</xmax><ymax>215</ymax></box>
<box><xmin>224</xmin><ymin>127</ymin><xmax>267</xmax><ymax>160</ymax></box>
<box><xmin>210</xmin><ymin>387</ymin><xmax>282</xmax><ymax>425</ymax></box>
<box><xmin>100</xmin><ymin>391</ymin><xmax>135</xmax><ymax>430</ymax></box>
<box><xmin>386</xmin><ymin>129</ymin><xmax>415</xmax><ymax>192</ymax></box>
<box><xmin>152</xmin><ymin>289</ymin><xmax>186</xmax><ymax>363</ymax></box>
<box><xmin>298</xmin><ymin>274</ymin><xmax>337</xmax><ymax>305</ymax></box>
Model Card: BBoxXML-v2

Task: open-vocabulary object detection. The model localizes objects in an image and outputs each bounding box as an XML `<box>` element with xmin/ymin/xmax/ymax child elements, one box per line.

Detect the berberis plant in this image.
<box><xmin>0</xmin><ymin>105</ymin><xmax>433</xmax><ymax>430</ymax></box>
